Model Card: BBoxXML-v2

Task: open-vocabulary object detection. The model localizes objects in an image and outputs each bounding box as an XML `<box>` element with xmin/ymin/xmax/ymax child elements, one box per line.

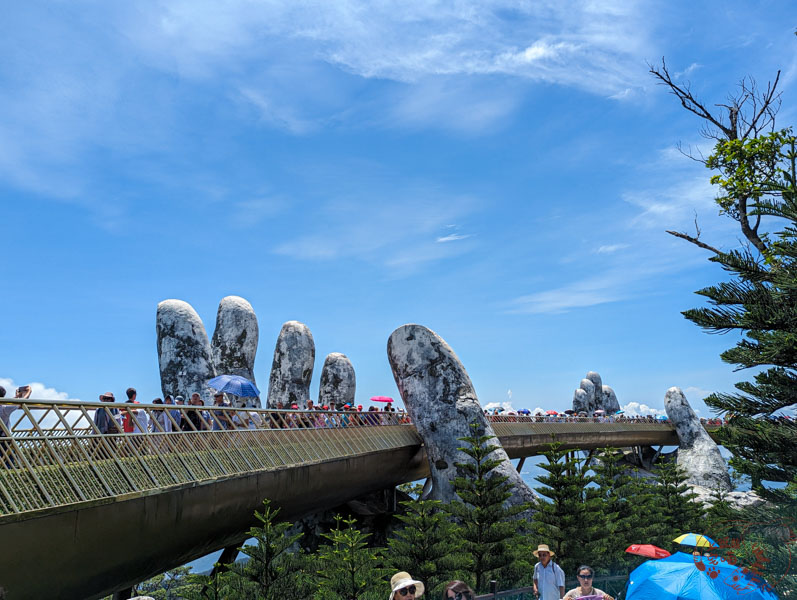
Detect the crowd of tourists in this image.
<box><xmin>88</xmin><ymin>387</ymin><xmax>412</xmax><ymax>434</ymax></box>
<box><xmin>387</xmin><ymin>544</ymin><xmax>614</xmax><ymax>599</ymax></box>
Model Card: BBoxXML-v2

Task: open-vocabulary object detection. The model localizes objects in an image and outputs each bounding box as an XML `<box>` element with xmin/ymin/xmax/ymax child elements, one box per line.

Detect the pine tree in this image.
<box><xmin>224</xmin><ymin>499</ymin><xmax>312</xmax><ymax>600</ymax></box>
<box><xmin>591</xmin><ymin>448</ymin><xmax>639</xmax><ymax>571</ymax></box>
<box><xmin>387</xmin><ymin>499</ymin><xmax>468</xmax><ymax>596</ymax></box>
<box><xmin>315</xmin><ymin>514</ymin><xmax>388</xmax><ymax>600</ymax></box>
<box><xmin>653</xmin><ymin>461</ymin><xmax>705</xmax><ymax>538</ymax></box>
<box><xmin>531</xmin><ymin>444</ymin><xmax>602</xmax><ymax>575</ymax></box>
<box><xmin>682</xmin><ymin>131</ymin><xmax>797</xmax><ymax>595</ymax></box>
<box><xmin>446</xmin><ymin>423</ymin><xmax>530</xmax><ymax>593</ymax></box>
<box><xmin>624</xmin><ymin>469</ymin><xmax>671</xmax><ymax>552</ymax></box>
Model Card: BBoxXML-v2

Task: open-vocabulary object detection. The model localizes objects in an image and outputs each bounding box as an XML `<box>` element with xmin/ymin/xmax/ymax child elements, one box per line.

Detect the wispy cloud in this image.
<box><xmin>273</xmin><ymin>190</ymin><xmax>478</xmax><ymax>275</ymax></box>
<box><xmin>437</xmin><ymin>233</ymin><xmax>472</xmax><ymax>243</ymax></box>
<box><xmin>596</xmin><ymin>243</ymin><xmax>629</xmax><ymax>254</ymax></box>
<box><xmin>507</xmin><ymin>275</ymin><xmax>631</xmax><ymax>315</ymax></box>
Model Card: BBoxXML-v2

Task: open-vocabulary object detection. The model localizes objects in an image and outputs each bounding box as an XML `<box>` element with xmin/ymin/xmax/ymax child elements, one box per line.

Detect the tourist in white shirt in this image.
<box><xmin>532</xmin><ymin>544</ymin><xmax>565</xmax><ymax>600</ymax></box>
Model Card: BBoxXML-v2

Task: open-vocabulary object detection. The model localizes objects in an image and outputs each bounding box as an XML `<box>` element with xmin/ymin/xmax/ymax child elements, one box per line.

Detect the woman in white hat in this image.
<box><xmin>532</xmin><ymin>544</ymin><xmax>565</xmax><ymax>600</ymax></box>
<box><xmin>389</xmin><ymin>571</ymin><xmax>424</xmax><ymax>600</ymax></box>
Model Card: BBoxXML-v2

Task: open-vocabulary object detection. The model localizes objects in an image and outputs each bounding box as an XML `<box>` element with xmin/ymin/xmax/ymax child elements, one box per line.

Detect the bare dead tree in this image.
<box><xmin>650</xmin><ymin>59</ymin><xmax>782</xmax><ymax>255</ymax></box>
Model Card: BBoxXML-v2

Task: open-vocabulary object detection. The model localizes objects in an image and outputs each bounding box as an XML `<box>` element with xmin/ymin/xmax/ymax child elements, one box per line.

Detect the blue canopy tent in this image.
<box><xmin>626</xmin><ymin>552</ymin><xmax>779</xmax><ymax>600</ymax></box>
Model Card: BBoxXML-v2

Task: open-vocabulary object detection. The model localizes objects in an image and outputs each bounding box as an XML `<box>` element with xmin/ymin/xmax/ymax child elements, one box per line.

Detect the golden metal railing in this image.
<box><xmin>0</xmin><ymin>398</ymin><xmax>419</xmax><ymax>517</ymax></box>
<box><xmin>0</xmin><ymin>398</ymin><xmax>709</xmax><ymax>519</ymax></box>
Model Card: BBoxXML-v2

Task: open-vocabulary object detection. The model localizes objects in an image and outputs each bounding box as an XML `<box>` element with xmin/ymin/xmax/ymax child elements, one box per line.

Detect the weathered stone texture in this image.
<box><xmin>156</xmin><ymin>299</ymin><xmax>216</xmax><ymax>405</ymax></box>
<box><xmin>211</xmin><ymin>296</ymin><xmax>260</xmax><ymax>407</ymax></box>
<box><xmin>387</xmin><ymin>324</ymin><xmax>537</xmax><ymax>513</ymax></box>
<box><xmin>267</xmin><ymin>321</ymin><xmax>315</xmax><ymax>408</ymax></box>
<box><xmin>665</xmin><ymin>387</ymin><xmax>732</xmax><ymax>491</ymax></box>
<box><xmin>318</xmin><ymin>352</ymin><xmax>356</xmax><ymax>409</ymax></box>
<box><xmin>572</xmin><ymin>371</ymin><xmax>620</xmax><ymax>414</ymax></box>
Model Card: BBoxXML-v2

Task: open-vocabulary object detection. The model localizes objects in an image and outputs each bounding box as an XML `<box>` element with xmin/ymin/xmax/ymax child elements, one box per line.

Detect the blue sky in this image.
<box><xmin>2</xmin><ymin>1</ymin><xmax>796</xmax><ymax>417</ymax></box>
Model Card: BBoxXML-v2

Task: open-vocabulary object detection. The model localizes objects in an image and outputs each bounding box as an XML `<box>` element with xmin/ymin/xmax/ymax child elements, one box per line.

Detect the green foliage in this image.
<box><xmin>387</xmin><ymin>499</ymin><xmax>468</xmax><ymax>595</ymax></box>
<box><xmin>223</xmin><ymin>499</ymin><xmax>312</xmax><ymax>600</ymax></box>
<box><xmin>447</xmin><ymin>423</ymin><xmax>530</xmax><ymax>593</ymax></box>
<box><xmin>397</xmin><ymin>482</ymin><xmax>424</xmax><ymax>499</ymax></box>
<box><xmin>683</xmin><ymin>128</ymin><xmax>797</xmax><ymax>594</ymax></box>
<box><xmin>706</xmin><ymin>130</ymin><xmax>793</xmax><ymax>222</ymax></box>
<box><xmin>530</xmin><ymin>444</ymin><xmax>602</xmax><ymax>575</ymax></box>
<box><xmin>315</xmin><ymin>514</ymin><xmax>388</xmax><ymax>600</ymax></box>
<box><xmin>590</xmin><ymin>449</ymin><xmax>645</xmax><ymax>571</ymax></box>
<box><xmin>133</xmin><ymin>566</ymin><xmax>199</xmax><ymax>599</ymax></box>
<box><xmin>653</xmin><ymin>461</ymin><xmax>705</xmax><ymax>536</ymax></box>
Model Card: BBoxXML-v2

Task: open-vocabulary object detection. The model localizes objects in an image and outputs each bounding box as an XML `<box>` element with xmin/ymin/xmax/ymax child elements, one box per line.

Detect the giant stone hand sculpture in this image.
<box><xmin>572</xmin><ymin>371</ymin><xmax>620</xmax><ymax>414</ymax></box>
<box><xmin>318</xmin><ymin>352</ymin><xmax>356</xmax><ymax>409</ymax></box>
<box><xmin>267</xmin><ymin>321</ymin><xmax>315</xmax><ymax>409</ymax></box>
<box><xmin>665</xmin><ymin>387</ymin><xmax>731</xmax><ymax>491</ymax></box>
<box><xmin>157</xmin><ymin>299</ymin><xmax>217</xmax><ymax>404</ymax></box>
<box><xmin>211</xmin><ymin>296</ymin><xmax>260</xmax><ymax>408</ymax></box>
<box><xmin>387</xmin><ymin>324</ymin><xmax>537</xmax><ymax>512</ymax></box>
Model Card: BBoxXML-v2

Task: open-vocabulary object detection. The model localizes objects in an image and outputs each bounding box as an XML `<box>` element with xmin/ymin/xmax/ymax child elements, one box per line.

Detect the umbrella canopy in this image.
<box><xmin>564</xmin><ymin>409</ymin><xmax>576</xmax><ymax>415</ymax></box>
<box><xmin>545</xmin><ymin>410</ymin><xmax>558</xmax><ymax>415</ymax></box>
<box><xmin>673</xmin><ymin>533</ymin><xmax>719</xmax><ymax>548</ymax></box>
<box><xmin>370</xmin><ymin>396</ymin><xmax>394</xmax><ymax>402</ymax></box>
<box><xmin>626</xmin><ymin>551</ymin><xmax>777</xmax><ymax>600</ymax></box>
<box><xmin>207</xmin><ymin>374</ymin><xmax>260</xmax><ymax>397</ymax></box>
<box><xmin>615</xmin><ymin>410</ymin><xmax>625</xmax><ymax>414</ymax></box>
<box><xmin>594</xmin><ymin>409</ymin><xmax>606</xmax><ymax>414</ymax></box>
<box><xmin>518</xmin><ymin>408</ymin><xmax>531</xmax><ymax>415</ymax></box>
<box><xmin>626</xmin><ymin>544</ymin><xmax>671</xmax><ymax>559</ymax></box>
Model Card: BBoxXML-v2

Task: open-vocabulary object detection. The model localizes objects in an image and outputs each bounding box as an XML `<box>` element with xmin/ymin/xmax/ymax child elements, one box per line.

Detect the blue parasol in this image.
<box><xmin>626</xmin><ymin>551</ymin><xmax>778</xmax><ymax>600</ymax></box>
<box><xmin>207</xmin><ymin>374</ymin><xmax>260</xmax><ymax>397</ymax></box>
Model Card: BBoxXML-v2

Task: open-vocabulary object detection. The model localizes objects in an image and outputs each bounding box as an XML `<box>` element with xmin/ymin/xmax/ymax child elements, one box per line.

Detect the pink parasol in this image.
<box><xmin>370</xmin><ymin>396</ymin><xmax>394</xmax><ymax>403</ymax></box>
<box><xmin>545</xmin><ymin>410</ymin><xmax>558</xmax><ymax>415</ymax></box>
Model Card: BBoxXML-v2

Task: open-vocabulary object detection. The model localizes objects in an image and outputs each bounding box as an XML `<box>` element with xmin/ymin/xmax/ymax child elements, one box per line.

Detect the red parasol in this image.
<box><xmin>370</xmin><ymin>396</ymin><xmax>394</xmax><ymax>403</ymax></box>
<box><xmin>545</xmin><ymin>410</ymin><xmax>558</xmax><ymax>415</ymax></box>
<box><xmin>625</xmin><ymin>544</ymin><xmax>671</xmax><ymax>559</ymax></box>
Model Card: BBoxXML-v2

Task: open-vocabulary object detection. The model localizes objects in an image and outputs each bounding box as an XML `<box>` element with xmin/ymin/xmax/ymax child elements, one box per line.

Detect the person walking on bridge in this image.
<box><xmin>93</xmin><ymin>392</ymin><xmax>119</xmax><ymax>434</ymax></box>
<box><xmin>532</xmin><ymin>544</ymin><xmax>565</xmax><ymax>600</ymax></box>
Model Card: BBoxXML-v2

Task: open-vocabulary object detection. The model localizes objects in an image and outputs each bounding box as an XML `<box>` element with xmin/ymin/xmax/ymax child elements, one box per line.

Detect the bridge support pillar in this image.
<box><xmin>211</xmin><ymin>544</ymin><xmax>240</xmax><ymax>576</ymax></box>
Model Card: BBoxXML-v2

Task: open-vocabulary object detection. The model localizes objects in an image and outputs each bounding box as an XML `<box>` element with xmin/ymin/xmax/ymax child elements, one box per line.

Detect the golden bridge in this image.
<box><xmin>0</xmin><ymin>398</ymin><xmax>711</xmax><ymax>600</ymax></box>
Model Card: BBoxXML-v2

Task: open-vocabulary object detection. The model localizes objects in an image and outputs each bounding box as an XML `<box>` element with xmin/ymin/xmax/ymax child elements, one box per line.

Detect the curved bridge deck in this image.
<box><xmin>0</xmin><ymin>399</ymin><xmax>714</xmax><ymax>599</ymax></box>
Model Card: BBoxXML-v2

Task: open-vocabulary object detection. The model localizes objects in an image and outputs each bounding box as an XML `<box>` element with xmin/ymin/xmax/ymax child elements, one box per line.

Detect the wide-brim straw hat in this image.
<box><xmin>389</xmin><ymin>572</ymin><xmax>424</xmax><ymax>600</ymax></box>
<box><xmin>533</xmin><ymin>544</ymin><xmax>556</xmax><ymax>557</ymax></box>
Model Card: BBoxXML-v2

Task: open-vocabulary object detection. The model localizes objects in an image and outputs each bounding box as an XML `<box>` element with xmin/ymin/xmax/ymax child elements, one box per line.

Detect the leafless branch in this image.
<box><xmin>666</xmin><ymin>230</ymin><xmax>721</xmax><ymax>254</ymax></box>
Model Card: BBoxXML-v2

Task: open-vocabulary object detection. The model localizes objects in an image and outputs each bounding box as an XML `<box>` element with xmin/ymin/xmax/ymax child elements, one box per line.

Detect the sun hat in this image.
<box><xmin>389</xmin><ymin>572</ymin><xmax>424</xmax><ymax>600</ymax></box>
<box><xmin>533</xmin><ymin>544</ymin><xmax>555</xmax><ymax>557</ymax></box>
<box><xmin>100</xmin><ymin>392</ymin><xmax>115</xmax><ymax>400</ymax></box>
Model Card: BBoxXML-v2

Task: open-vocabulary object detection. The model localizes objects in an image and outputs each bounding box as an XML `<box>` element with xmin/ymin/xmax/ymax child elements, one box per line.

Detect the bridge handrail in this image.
<box><xmin>0</xmin><ymin>398</ymin><xmax>424</xmax><ymax>518</ymax></box>
<box><xmin>0</xmin><ymin>398</ymin><xmax>703</xmax><ymax>441</ymax></box>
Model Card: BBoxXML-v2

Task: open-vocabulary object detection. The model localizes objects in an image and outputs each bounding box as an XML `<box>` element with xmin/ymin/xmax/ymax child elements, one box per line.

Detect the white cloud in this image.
<box><xmin>683</xmin><ymin>386</ymin><xmax>713</xmax><ymax>401</ymax></box>
<box><xmin>596</xmin><ymin>243</ymin><xmax>629</xmax><ymax>254</ymax></box>
<box><xmin>0</xmin><ymin>378</ymin><xmax>77</xmax><ymax>402</ymax></box>
<box><xmin>0</xmin><ymin>378</ymin><xmax>82</xmax><ymax>431</ymax></box>
<box><xmin>624</xmin><ymin>176</ymin><xmax>717</xmax><ymax>229</ymax></box>
<box><xmin>127</xmin><ymin>1</ymin><xmax>652</xmax><ymax>92</ymax></box>
<box><xmin>437</xmin><ymin>233</ymin><xmax>472</xmax><ymax>243</ymax></box>
<box><xmin>507</xmin><ymin>272</ymin><xmax>632</xmax><ymax>314</ymax></box>
<box><xmin>621</xmin><ymin>401</ymin><xmax>666</xmax><ymax>417</ymax></box>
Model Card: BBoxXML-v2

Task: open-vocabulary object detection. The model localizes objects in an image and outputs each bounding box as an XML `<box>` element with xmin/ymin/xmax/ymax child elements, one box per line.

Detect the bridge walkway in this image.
<box><xmin>0</xmin><ymin>399</ymin><xmax>711</xmax><ymax>600</ymax></box>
